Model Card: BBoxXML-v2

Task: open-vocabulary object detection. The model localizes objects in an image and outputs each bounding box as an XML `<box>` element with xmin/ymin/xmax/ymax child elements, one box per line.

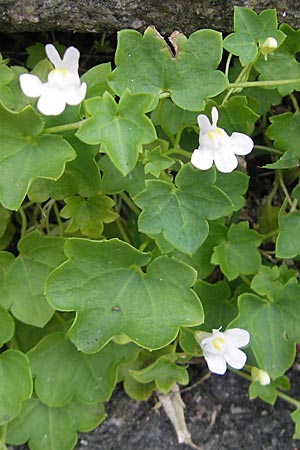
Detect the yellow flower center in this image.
<box><xmin>207</xmin><ymin>128</ymin><xmax>222</xmax><ymax>140</ymax></box>
<box><xmin>212</xmin><ymin>336</ymin><xmax>225</xmax><ymax>350</ymax></box>
<box><xmin>53</xmin><ymin>68</ymin><xmax>68</xmax><ymax>77</ymax></box>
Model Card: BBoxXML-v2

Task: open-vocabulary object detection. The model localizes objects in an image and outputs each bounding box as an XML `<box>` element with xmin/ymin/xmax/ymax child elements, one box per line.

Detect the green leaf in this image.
<box><xmin>172</xmin><ymin>221</ymin><xmax>227</xmax><ymax>279</ymax></box>
<box><xmin>230</xmin><ymin>278</ymin><xmax>300</xmax><ymax>378</ymax></box>
<box><xmin>276</xmin><ymin>211</ymin><xmax>300</xmax><ymax>258</ymax></box>
<box><xmin>193</xmin><ymin>279</ymin><xmax>238</xmax><ymax>331</ymax></box>
<box><xmin>81</xmin><ymin>62</ymin><xmax>112</xmax><ymax>98</ymax></box>
<box><xmin>0</xmin><ymin>306</ymin><xmax>15</xmax><ymax>346</ymax></box>
<box><xmin>216</xmin><ymin>96</ymin><xmax>259</xmax><ymax>135</ymax></box>
<box><xmin>0</xmin><ymin>251</ymin><xmax>16</xmax><ymax>309</ymax></box>
<box><xmin>134</xmin><ymin>164</ymin><xmax>233</xmax><ymax>255</ymax></box>
<box><xmin>144</xmin><ymin>146</ymin><xmax>175</xmax><ymax>178</ymax></box>
<box><xmin>215</xmin><ymin>170</ymin><xmax>249</xmax><ymax>211</ymax></box>
<box><xmin>130</xmin><ymin>354</ymin><xmax>189</xmax><ymax>394</ymax></box>
<box><xmin>151</xmin><ymin>98</ymin><xmax>197</xmax><ymax>134</ymax></box>
<box><xmin>258</xmin><ymin>202</ymin><xmax>279</xmax><ymax>233</ymax></box>
<box><xmin>0</xmin><ymin>103</ymin><xmax>76</xmax><ymax>210</ymax></box>
<box><xmin>291</xmin><ymin>408</ymin><xmax>300</xmax><ymax>439</ymax></box>
<box><xmin>109</xmin><ymin>27</ymin><xmax>228</xmax><ymax>111</ymax></box>
<box><xmin>248</xmin><ymin>381</ymin><xmax>277</xmax><ymax>405</ymax></box>
<box><xmin>263</xmin><ymin>151</ymin><xmax>299</xmax><ymax>169</ymax></box>
<box><xmin>266</xmin><ymin>111</ymin><xmax>300</xmax><ymax>157</ymax></box>
<box><xmin>0</xmin><ymin>205</ymin><xmax>11</xmax><ymax>239</ymax></box>
<box><xmin>76</xmin><ymin>90</ymin><xmax>156</xmax><ymax>175</ymax></box>
<box><xmin>6</xmin><ymin>398</ymin><xmax>105</xmax><ymax>450</ymax></box>
<box><xmin>255</xmin><ymin>24</ymin><xmax>300</xmax><ymax>95</ymax></box>
<box><xmin>1</xmin><ymin>231</ymin><xmax>66</xmax><ymax>327</ymax></box>
<box><xmin>28</xmin><ymin>137</ymin><xmax>101</xmax><ymax>202</ymax></box>
<box><xmin>46</xmin><ymin>238</ymin><xmax>203</xmax><ymax>352</ymax></box>
<box><xmin>118</xmin><ymin>349</ymin><xmax>156</xmax><ymax>400</ymax></box>
<box><xmin>211</xmin><ymin>221</ymin><xmax>262</xmax><ymax>280</ymax></box>
<box><xmin>60</xmin><ymin>194</ymin><xmax>118</xmax><ymax>238</ymax></box>
<box><xmin>99</xmin><ymin>156</ymin><xmax>152</xmax><ymax>197</ymax></box>
<box><xmin>250</xmin><ymin>265</ymin><xmax>296</xmax><ymax>301</ymax></box>
<box><xmin>0</xmin><ymin>349</ymin><xmax>32</xmax><ymax>425</ymax></box>
<box><xmin>28</xmin><ymin>332</ymin><xmax>138</xmax><ymax>406</ymax></box>
<box><xmin>223</xmin><ymin>7</ymin><xmax>286</xmax><ymax>66</ymax></box>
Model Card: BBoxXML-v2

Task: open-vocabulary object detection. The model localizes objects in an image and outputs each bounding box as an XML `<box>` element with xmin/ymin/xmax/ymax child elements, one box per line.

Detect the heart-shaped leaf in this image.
<box><xmin>46</xmin><ymin>238</ymin><xmax>203</xmax><ymax>353</ymax></box>
<box><xmin>76</xmin><ymin>90</ymin><xmax>156</xmax><ymax>175</ymax></box>
<box><xmin>1</xmin><ymin>231</ymin><xmax>66</xmax><ymax>327</ymax></box>
<box><xmin>6</xmin><ymin>398</ymin><xmax>105</xmax><ymax>450</ymax></box>
<box><xmin>28</xmin><ymin>332</ymin><xmax>138</xmax><ymax>406</ymax></box>
<box><xmin>0</xmin><ymin>103</ymin><xmax>76</xmax><ymax>210</ymax></box>
<box><xmin>0</xmin><ymin>349</ymin><xmax>32</xmax><ymax>425</ymax></box>
<box><xmin>109</xmin><ymin>27</ymin><xmax>228</xmax><ymax>111</ymax></box>
<box><xmin>134</xmin><ymin>164</ymin><xmax>233</xmax><ymax>255</ymax></box>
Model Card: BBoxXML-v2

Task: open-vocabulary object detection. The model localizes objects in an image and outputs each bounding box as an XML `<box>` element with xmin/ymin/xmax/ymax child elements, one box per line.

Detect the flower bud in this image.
<box><xmin>261</xmin><ymin>37</ymin><xmax>278</xmax><ymax>60</ymax></box>
<box><xmin>251</xmin><ymin>367</ymin><xmax>271</xmax><ymax>385</ymax></box>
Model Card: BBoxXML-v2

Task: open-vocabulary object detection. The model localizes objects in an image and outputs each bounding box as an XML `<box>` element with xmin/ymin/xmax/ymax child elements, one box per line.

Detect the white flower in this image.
<box><xmin>19</xmin><ymin>44</ymin><xmax>87</xmax><ymax>116</ymax></box>
<box><xmin>251</xmin><ymin>367</ymin><xmax>271</xmax><ymax>386</ymax></box>
<box><xmin>191</xmin><ymin>107</ymin><xmax>254</xmax><ymax>173</ymax></box>
<box><xmin>261</xmin><ymin>37</ymin><xmax>278</xmax><ymax>61</ymax></box>
<box><xmin>196</xmin><ymin>327</ymin><xmax>250</xmax><ymax>375</ymax></box>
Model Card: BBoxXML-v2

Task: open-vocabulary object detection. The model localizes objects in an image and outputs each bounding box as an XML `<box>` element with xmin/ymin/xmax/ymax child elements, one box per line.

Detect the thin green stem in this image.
<box><xmin>157</xmin><ymin>99</ymin><xmax>176</xmax><ymax>145</ymax></box>
<box><xmin>18</xmin><ymin>206</ymin><xmax>27</xmax><ymax>238</ymax></box>
<box><xmin>239</xmin><ymin>274</ymin><xmax>251</xmax><ymax>286</ymax></box>
<box><xmin>276</xmin><ymin>390</ymin><xmax>300</xmax><ymax>408</ymax></box>
<box><xmin>225</xmin><ymin>52</ymin><xmax>233</xmax><ymax>79</ymax></box>
<box><xmin>261</xmin><ymin>228</ymin><xmax>279</xmax><ymax>241</ymax></box>
<box><xmin>119</xmin><ymin>192</ymin><xmax>140</xmax><ymax>216</ymax></box>
<box><xmin>228</xmin><ymin>78</ymin><xmax>300</xmax><ymax>89</ymax></box>
<box><xmin>290</xmin><ymin>93</ymin><xmax>300</xmax><ymax>113</ymax></box>
<box><xmin>115</xmin><ymin>218</ymin><xmax>130</xmax><ymax>243</ymax></box>
<box><xmin>166</xmin><ymin>147</ymin><xmax>192</xmax><ymax>159</ymax></box>
<box><xmin>43</xmin><ymin>120</ymin><xmax>84</xmax><ymax>134</ymax></box>
<box><xmin>277</xmin><ymin>170</ymin><xmax>294</xmax><ymax>208</ymax></box>
<box><xmin>0</xmin><ymin>424</ymin><xmax>8</xmax><ymax>450</ymax></box>
<box><xmin>254</xmin><ymin>145</ymin><xmax>283</xmax><ymax>156</ymax></box>
<box><xmin>231</xmin><ymin>368</ymin><xmax>300</xmax><ymax>409</ymax></box>
<box><xmin>52</xmin><ymin>201</ymin><xmax>65</xmax><ymax>236</ymax></box>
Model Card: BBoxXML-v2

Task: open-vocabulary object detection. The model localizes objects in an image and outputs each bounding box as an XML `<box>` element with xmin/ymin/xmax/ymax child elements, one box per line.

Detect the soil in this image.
<box><xmin>71</xmin><ymin>366</ymin><xmax>299</xmax><ymax>450</ymax></box>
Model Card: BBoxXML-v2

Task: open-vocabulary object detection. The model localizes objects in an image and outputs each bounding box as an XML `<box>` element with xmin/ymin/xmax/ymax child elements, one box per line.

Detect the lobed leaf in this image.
<box><xmin>76</xmin><ymin>90</ymin><xmax>156</xmax><ymax>175</ymax></box>
<box><xmin>6</xmin><ymin>398</ymin><xmax>105</xmax><ymax>450</ymax></box>
<box><xmin>0</xmin><ymin>103</ymin><xmax>76</xmax><ymax>210</ymax></box>
<box><xmin>230</xmin><ymin>278</ymin><xmax>300</xmax><ymax>378</ymax></box>
<box><xmin>0</xmin><ymin>231</ymin><xmax>66</xmax><ymax>327</ymax></box>
<box><xmin>46</xmin><ymin>238</ymin><xmax>203</xmax><ymax>353</ymax></box>
<box><xmin>211</xmin><ymin>221</ymin><xmax>262</xmax><ymax>280</ymax></box>
<box><xmin>0</xmin><ymin>349</ymin><xmax>32</xmax><ymax>425</ymax></box>
<box><xmin>109</xmin><ymin>27</ymin><xmax>228</xmax><ymax>111</ymax></box>
<box><xmin>28</xmin><ymin>332</ymin><xmax>138</xmax><ymax>407</ymax></box>
<box><xmin>134</xmin><ymin>164</ymin><xmax>233</xmax><ymax>255</ymax></box>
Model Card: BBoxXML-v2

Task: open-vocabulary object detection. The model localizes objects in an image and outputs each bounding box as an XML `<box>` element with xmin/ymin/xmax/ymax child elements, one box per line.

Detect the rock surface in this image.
<box><xmin>0</xmin><ymin>0</ymin><xmax>298</xmax><ymax>35</ymax></box>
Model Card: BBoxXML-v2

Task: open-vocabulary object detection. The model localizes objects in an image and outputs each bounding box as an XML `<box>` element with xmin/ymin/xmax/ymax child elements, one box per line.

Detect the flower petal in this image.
<box><xmin>203</xmin><ymin>352</ymin><xmax>227</xmax><ymax>374</ymax></box>
<box><xmin>62</xmin><ymin>46</ymin><xmax>81</xmax><ymax>73</ymax></box>
<box><xmin>19</xmin><ymin>74</ymin><xmax>45</xmax><ymax>98</ymax></box>
<box><xmin>224</xmin><ymin>328</ymin><xmax>250</xmax><ymax>347</ymax></box>
<box><xmin>211</xmin><ymin>106</ymin><xmax>219</xmax><ymax>127</ymax></box>
<box><xmin>224</xmin><ymin>347</ymin><xmax>247</xmax><ymax>370</ymax></box>
<box><xmin>37</xmin><ymin>88</ymin><xmax>67</xmax><ymax>115</ymax></box>
<box><xmin>191</xmin><ymin>147</ymin><xmax>214</xmax><ymax>171</ymax></box>
<box><xmin>65</xmin><ymin>82</ymin><xmax>87</xmax><ymax>106</ymax></box>
<box><xmin>45</xmin><ymin>44</ymin><xmax>62</xmax><ymax>68</ymax></box>
<box><xmin>197</xmin><ymin>114</ymin><xmax>212</xmax><ymax>137</ymax></box>
<box><xmin>231</xmin><ymin>132</ymin><xmax>254</xmax><ymax>155</ymax></box>
<box><xmin>214</xmin><ymin>146</ymin><xmax>238</xmax><ymax>173</ymax></box>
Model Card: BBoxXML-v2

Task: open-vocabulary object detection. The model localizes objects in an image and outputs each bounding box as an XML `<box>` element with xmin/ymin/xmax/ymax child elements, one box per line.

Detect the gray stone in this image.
<box><xmin>0</xmin><ymin>0</ymin><xmax>298</xmax><ymax>35</ymax></box>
